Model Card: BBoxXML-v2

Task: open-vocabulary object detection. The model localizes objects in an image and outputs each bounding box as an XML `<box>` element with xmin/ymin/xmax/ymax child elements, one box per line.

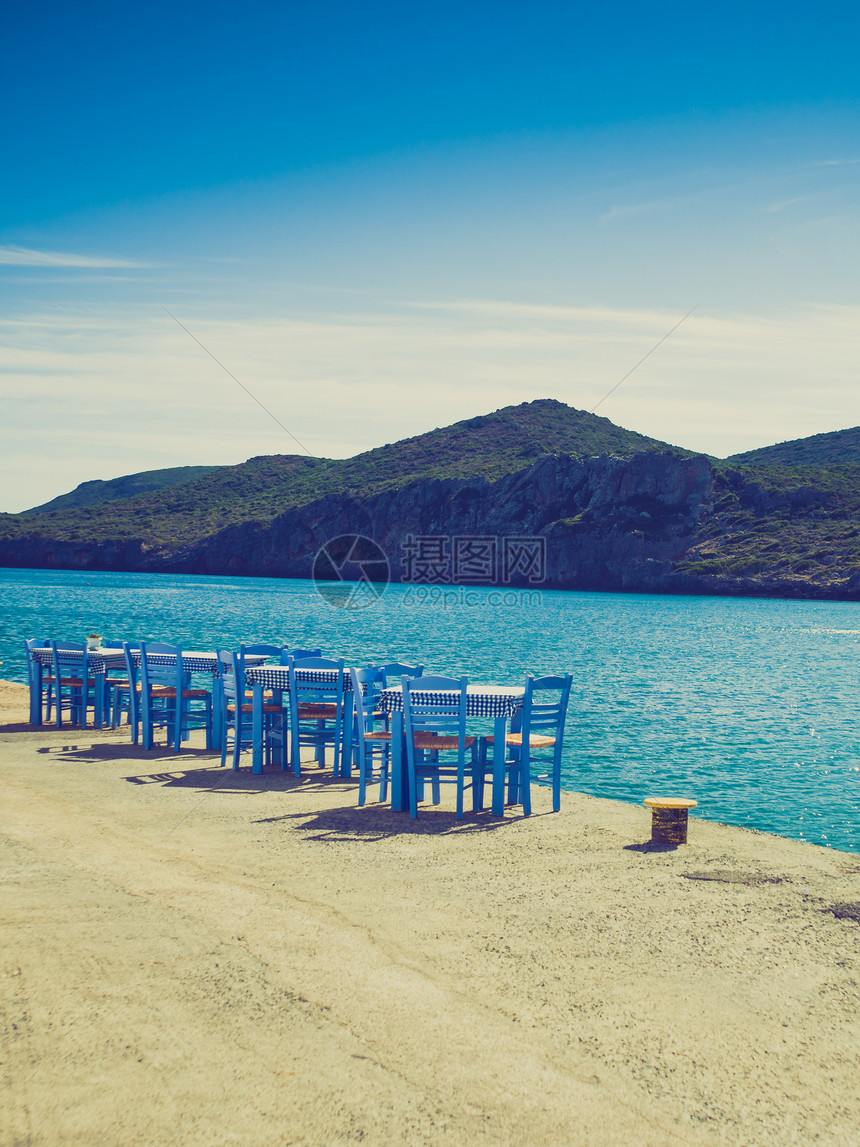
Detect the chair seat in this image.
<box><xmin>150</xmin><ymin>686</ymin><xmax>211</xmax><ymax>699</ymax></box>
<box><xmin>412</xmin><ymin>733</ymin><xmax>476</xmax><ymax>751</ymax></box>
<box><xmin>364</xmin><ymin>730</ymin><xmax>392</xmax><ymax>742</ymax></box>
<box><xmin>58</xmin><ymin>676</ymin><xmax>96</xmax><ymax>687</ymax></box>
<box><xmin>227</xmin><ymin>702</ymin><xmax>283</xmax><ymax>714</ymax></box>
<box><xmin>110</xmin><ymin>680</ymin><xmax>142</xmax><ymax>692</ymax></box>
<box><xmin>298</xmin><ymin>703</ymin><xmax>338</xmax><ymax>718</ymax></box>
<box><xmin>484</xmin><ymin>732</ymin><xmax>557</xmax><ymax>749</ymax></box>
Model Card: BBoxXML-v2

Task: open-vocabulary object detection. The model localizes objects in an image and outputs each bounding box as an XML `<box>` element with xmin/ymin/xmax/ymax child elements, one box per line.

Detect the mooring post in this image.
<box><xmin>643</xmin><ymin>797</ymin><xmax>698</xmax><ymax>845</ymax></box>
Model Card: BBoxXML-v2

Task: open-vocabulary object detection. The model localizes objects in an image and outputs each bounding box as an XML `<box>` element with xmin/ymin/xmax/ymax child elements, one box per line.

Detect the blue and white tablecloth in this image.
<box><xmin>379</xmin><ymin>684</ymin><xmax>522</xmax><ymax>719</ymax></box>
<box><xmin>29</xmin><ymin>647</ymin><xmax>126</xmax><ymax>674</ymax></box>
<box><xmin>245</xmin><ymin>665</ymin><xmax>354</xmax><ymax>692</ymax></box>
<box><xmin>29</xmin><ymin>648</ymin><xmax>266</xmax><ymax>677</ymax></box>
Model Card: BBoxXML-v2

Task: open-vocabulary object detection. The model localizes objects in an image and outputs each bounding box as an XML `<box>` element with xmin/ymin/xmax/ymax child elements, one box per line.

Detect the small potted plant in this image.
<box><xmin>87</xmin><ymin>632</ymin><xmax>102</xmax><ymax>651</ymax></box>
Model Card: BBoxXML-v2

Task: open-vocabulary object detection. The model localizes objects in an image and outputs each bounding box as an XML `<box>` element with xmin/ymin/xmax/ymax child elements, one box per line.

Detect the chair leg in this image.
<box><xmin>378</xmin><ymin>751</ymin><xmax>389</xmax><ymax>804</ymax></box>
<box><xmin>552</xmin><ymin>747</ymin><xmax>562</xmax><ymax>813</ymax></box>
<box><xmin>357</xmin><ymin>742</ymin><xmax>368</xmax><ymax>807</ymax></box>
<box><xmin>220</xmin><ymin>716</ymin><xmax>229</xmax><ymax>767</ymax></box>
<box><xmin>204</xmin><ymin>697</ymin><xmax>213</xmax><ymax>751</ymax></box>
<box><xmin>521</xmin><ymin>750</ymin><xmax>532</xmax><ymax>817</ymax></box>
<box><xmin>470</xmin><ymin>746</ymin><xmax>482</xmax><ymax>812</ymax></box>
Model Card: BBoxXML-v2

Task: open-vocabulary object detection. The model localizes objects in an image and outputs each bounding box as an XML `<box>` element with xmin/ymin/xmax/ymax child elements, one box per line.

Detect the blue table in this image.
<box><xmin>245</xmin><ymin>665</ymin><xmax>354</xmax><ymax>775</ymax></box>
<box><xmin>378</xmin><ymin>684</ymin><xmax>524</xmax><ymax>815</ymax></box>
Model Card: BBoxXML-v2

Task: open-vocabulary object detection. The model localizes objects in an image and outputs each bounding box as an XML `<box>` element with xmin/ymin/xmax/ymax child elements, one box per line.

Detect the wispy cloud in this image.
<box><xmin>0</xmin><ymin>245</ymin><xmax>149</xmax><ymax>268</ymax></box>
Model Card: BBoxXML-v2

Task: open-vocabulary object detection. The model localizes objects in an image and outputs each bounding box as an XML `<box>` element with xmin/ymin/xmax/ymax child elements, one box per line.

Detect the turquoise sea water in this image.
<box><xmin>2</xmin><ymin>566</ymin><xmax>858</xmax><ymax>853</ymax></box>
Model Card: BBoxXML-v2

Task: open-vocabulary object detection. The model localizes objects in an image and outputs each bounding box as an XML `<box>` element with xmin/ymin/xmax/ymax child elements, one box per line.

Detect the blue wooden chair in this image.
<box><xmin>50</xmin><ymin>641</ymin><xmax>102</xmax><ymax>728</ymax></box>
<box><xmin>402</xmin><ymin>675</ymin><xmax>478</xmax><ymax>820</ymax></box>
<box><xmin>287</xmin><ymin>656</ymin><xmax>345</xmax><ymax>777</ymax></box>
<box><xmin>217</xmin><ymin>650</ymin><xmax>285</xmax><ymax>769</ymax></box>
<box><xmin>478</xmin><ymin>674</ymin><xmax>572</xmax><ymax>814</ymax></box>
<box><xmin>25</xmin><ymin>638</ymin><xmax>53</xmax><ymax>724</ymax></box>
<box><xmin>139</xmin><ymin>642</ymin><xmax>213</xmax><ymax>752</ymax></box>
<box><xmin>349</xmin><ymin>666</ymin><xmax>391</xmax><ymax>805</ymax></box>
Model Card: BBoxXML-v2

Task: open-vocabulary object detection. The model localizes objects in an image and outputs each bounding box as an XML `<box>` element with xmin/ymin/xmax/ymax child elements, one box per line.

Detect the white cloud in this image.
<box><xmin>0</xmin><ymin>245</ymin><xmax>149</xmax><ymax>268</ymax></box>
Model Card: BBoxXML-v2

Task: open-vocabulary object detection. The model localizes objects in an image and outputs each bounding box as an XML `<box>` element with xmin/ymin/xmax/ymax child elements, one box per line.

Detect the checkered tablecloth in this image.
<box><xmin>29</xmin><ymin>647</ymin><xmax>126</xmax><ymax>674</ymax></box>
<box><xmin>379</xmin><ymin>684</ymin><xmax>523</xmax><ymax>719</ymax></box>
<box><xmin>245</xmin><ymin>666</ymin><xmax>354</xmax><ymax>692</ymax></box>
<box><xmin>29</xmin><ymin>648</ymin><xmax>267</xmax><ymax>677</ymax></box>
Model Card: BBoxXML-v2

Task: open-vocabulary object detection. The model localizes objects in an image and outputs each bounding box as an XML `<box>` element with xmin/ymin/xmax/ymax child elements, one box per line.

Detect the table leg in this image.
<box><xmin>93</xmin><ymin>670</ymin><xmax>105</xmax><ymax>729</ymax></box>
<box><xmin>340</xmin><ymin>697</ymin><xmax>354</xmax><ymax>778</ymax></box>
<box><xmin>211</xmin><ymin>675</ymin><xmax>223</xmax><ymax>752</ymax></box>
<box><xmin>251</xmin><ymin>682</ymin><xmax>264</xmax><ymax>774</ymax></box>
<box><xmin>389</xmin><ymin>712</ymin><xmax>407</xmax><ymax>811</ymax></box>
<box><xmin>32</xmin><ymin>662</ymin><xmax>43</xmax><ymax>725</ymax></box>
<box><xmin>491</xmin><ymin>715</ymin><xmax>507</xmax><ymax>816</ymax></box>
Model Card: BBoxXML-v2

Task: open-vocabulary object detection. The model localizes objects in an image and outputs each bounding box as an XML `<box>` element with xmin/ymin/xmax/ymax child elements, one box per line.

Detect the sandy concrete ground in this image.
<box><xmin>0</xmin><ymin>679</ymin><xmax>858</xmax><ymax>1147</ymax></box>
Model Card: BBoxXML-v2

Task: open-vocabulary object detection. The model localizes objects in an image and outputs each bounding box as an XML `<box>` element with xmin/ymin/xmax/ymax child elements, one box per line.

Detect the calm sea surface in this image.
<box><xmin>2</xmin><ymin>567</ymin><xmax>858</xmax><ymax>853</ymax></box>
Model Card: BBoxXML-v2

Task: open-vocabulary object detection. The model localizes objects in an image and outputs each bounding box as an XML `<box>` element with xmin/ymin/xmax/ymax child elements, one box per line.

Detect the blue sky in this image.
<box><xmin>2</xmin><ymin>1</ymin><xmax>859</xmax><ymax>510</ymax></box>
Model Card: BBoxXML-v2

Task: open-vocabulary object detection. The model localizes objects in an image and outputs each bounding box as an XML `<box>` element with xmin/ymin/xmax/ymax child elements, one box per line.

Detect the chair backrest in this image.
<box><xmin>288</xmin><ymin>657</ymin><xmax>345</xmax><ymax>728</ymax></box>
<box><xmin>402</xmin><ymin>675</ymin><xmax>468</xmax><ymax>740</ymax></box>
<box><xmin>121</xmin><ymin>642</ymin><xmax>139</xmax><ymax>684</ymax></box>
<box><xmin>139</xmin><ymin>642</ymin><xmax>183</xmax><ymax>692</ymax></box>
<box><xmin>289</xmin><ymin>656</ymin><xmax>342</xmax><ymax>670</ymax></box>
<box><xmin>216</xmin><ymin>650</ymin><xmax>242</xmax><ymax>707</ymax></box>
<box><xmin>101</xmin><ymin>639</ymin><xmax>124</xmax><ymax>648</ymax></box>
<box><xmin>51</xmin><ymin>641</ymin><xmax>89</xmax><ymax>680</ymax></box>
<box><xmin>379</xmin><ymin>662</ymin><xmax>424</xmax><ymax>687</ymax></box>
<box><xmin>282</xmin><ymin>647</ymin><xmax>322</xmax><ymax>663</ymax></box>
<box><xmin>25</xmin><ymin>638</ymin><xmax>48</xmax><ymax>682</ymax></box>
<box><xmin>350</xmin><ymin>666</ymin><xmax>384</xmax><ymax>733</ymax></box>
<box><xmin>241</xmin><ymin>643</ymin><xmax>282</xmax><ymax>660</ymax></box>
<box><xmin>520</xmin><ymin>674</ymin><xmax>573</xmax><ymax>742</ymax></box>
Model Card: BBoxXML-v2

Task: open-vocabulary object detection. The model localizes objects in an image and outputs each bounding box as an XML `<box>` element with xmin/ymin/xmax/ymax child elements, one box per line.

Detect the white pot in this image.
<box><xmin>87</xmin><ymin>637</ymin><xmax>102</xmax><ymax>651</ymax></box>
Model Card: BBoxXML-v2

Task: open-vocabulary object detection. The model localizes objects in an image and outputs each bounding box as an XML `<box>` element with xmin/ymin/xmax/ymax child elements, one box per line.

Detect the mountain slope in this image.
<box><xmin>1</xmin><ymin>400</ymin><xmax>686</xmax><ymax>548</ymax></box>
<box><xmin>23</xmin><ymin>465</ymin><xmax>220</xmax><ymax>515</ymax></box>
<box><xmin>729</xmin><ymin>426</ymin><xmax>860</xmax><ymax>468</ymax></box>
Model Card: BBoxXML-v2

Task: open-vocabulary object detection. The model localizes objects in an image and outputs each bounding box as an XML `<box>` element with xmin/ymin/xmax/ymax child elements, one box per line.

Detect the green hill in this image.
<box><xmin>23</xmin><ymin>465</ymin><xmax>220</xmax><ymax>515</ymax></box>
<box><xmin>3</xmin><ymin>400</ymin><xmax>685</xmax><ymax>548</ymax></box>
<box><xmin>728</xmin><ymin>427</ymin><xmax>860</xmax><ymax>468</ymax></box>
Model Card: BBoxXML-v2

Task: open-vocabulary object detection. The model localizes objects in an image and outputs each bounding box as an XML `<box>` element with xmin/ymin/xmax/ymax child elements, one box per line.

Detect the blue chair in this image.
<box><xmin>139</xmin><ymin>642</ymin><xmax>213</xmax><ymax>752</ymax></box>
<box><xmin>287</xmin><ymin>657</ymin><xmax>345</xmax><ymax>777</ymax></box>
<box><xmin>379</xmin><ymin>662</ymin><xmax>424</xmax><ymax>687</ymax></box>
<box><xmin>478</xmin><ymin>674</ymin><xmax>572</xmax><ymax>814</ymax></box>
<box><xmin>50</xmin><ymin>641</ymin><xmax>102</xmax><ymax>729</ymax></box>
<box><xmin>25</xmin><ymin>638</ymin><xmax>53</xmax><ymax>724</ymax></box>
<box><xmin>350</xmin><ymin>666</ymin><xmax>391</xmax><ymax>805</ymax></box>
<box><xmin>402</xmin><ymin>675</ymin><xmax>478</xmax><ymax>820</ymax></box>
<box><xmin>217</xmin><ymin>650</ymin><xmax>285</xmax><ymax>769</ymax></box>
